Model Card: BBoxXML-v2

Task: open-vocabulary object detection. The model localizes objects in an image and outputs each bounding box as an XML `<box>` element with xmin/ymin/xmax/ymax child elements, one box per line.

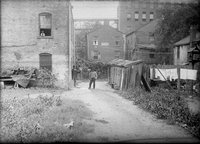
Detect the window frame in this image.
<box><xmin>134</xmin><ymin>11</ymin><xmax>139</xmax><ymax>21</ymax></box>
<box><xmin>115</xmin><ymin>40</ymin><xmax>120</xmax><ymax>46</ymax></box>
<box><xmin>149</xmin><ymin>53</ymin><xmax>155</xmax><ymax>58</ymax></box>
<box><xmin>142</xmin><ymin>11</ymin><xmax>146</xmax><ymax>22</ymax></box>
<box><xmin>150</xmin><ymin>12</ymin><xmax>154</xmax><ymax>21</ymax></box>
<box><xmin>115</xmin><ymin>50</ymin><xmax>120</xmax><ymax>58</ymax></box>
<box><xmin>127</xmin><ymin>13</ymin><xmax>131</xmax><ymax>21</ymax></box>
<box><xmin>38</xmin><ymin>12</ymin><xmax>53</xmax><ymax>39</ymax></box>
<box><xmin>93</xmin><ymin>40</ymin><xmax>98</xmax><ymax>46</ymax></box>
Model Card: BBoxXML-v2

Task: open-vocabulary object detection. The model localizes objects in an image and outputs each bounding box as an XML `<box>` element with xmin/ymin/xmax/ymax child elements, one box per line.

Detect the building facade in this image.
<box><xmin>87</xmin><ymin>25</ymin><xmax>125</xmax><ymax>63</ymax></box>
<box><xmin>1</xmin><ymin>0</ymin><xmax>75</xmax><ymax>89</ymax></box>
<box><xmin>126</xmin><ymin>19</ymin><xmax>158</xmax><ymax>64</ymax></box>
<box><xmin>118</xmin><ymin>0</ymin><xmax>196</xmax><ymax>34</ymax></box>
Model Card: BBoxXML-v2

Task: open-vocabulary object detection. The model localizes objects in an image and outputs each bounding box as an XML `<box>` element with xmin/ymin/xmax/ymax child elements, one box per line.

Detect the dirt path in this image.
<box><xmin>61</xmin><ymin>81</ymin><xmax>199</xmax><ymax>143</ymax></box>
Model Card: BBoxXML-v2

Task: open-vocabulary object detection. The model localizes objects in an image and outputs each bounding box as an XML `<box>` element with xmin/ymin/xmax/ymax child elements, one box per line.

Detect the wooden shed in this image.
<box><xmin>108</xmin><ymin>59</ymin><xmax>143</xmax><ymax>91</ymax></box>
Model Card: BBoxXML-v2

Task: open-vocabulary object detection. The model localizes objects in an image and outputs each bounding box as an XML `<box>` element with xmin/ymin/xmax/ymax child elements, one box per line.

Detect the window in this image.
<box><xmin>39</xmin><ymin>13</ymin><xmax>52</xmax><ymax>37</ymax></box>
<box><xmin>149</xmin><ymin>35</ymin><xmax>154</xmax><ymax>42</ymax></box>
<box><xmin>93</xmin><ymin>40</ymin><xmax>98</xmax><ymax>45</ymax></box>
<box><xmin>115</xmin><ymin>51</ymin><xmax>120</xmax><ymax>58</ymax></box>
<box><xmin>115</xmin><ymin>41</ymin><xmax>120</xmax><ymax>46</ymax></box>
<box><xmin>142</xmin><ymin>12</ymin><xmax>146</xmax><ymax>22</ymax></box>
<box><xmin>149</xmin><ymin>54</ymin><xmax>155</xmax><ymax>58</ymax></box>
<box><xmin>93</xmin><ymin>51</ymin><xmax>100</xmax><ymax>60</ymax></box>
<box><xmin>150</xmin><ymin>12</ymin><xmax>154</xmax><ymax>21</ymax></box>
<box><xmin>93</xmin><ymin>56</ymin><xmax>98</xmax><ymax>59</ymax></box>
<box><xmin>127</xmin><ymin>13</ymin><xmax>131</xmax><ymax>21</ymax></box>
<box><xmin>101</xmin><ymin>42</ymin><xmax>109</xmax><ymax>46</ymax></box>
<box><xmin>39</xmin><ymin>53</ymin><xmax>52</xmax><ymax>71</ymax></box>
<box><xmin>134</xmin><ymin>11</ymin><xmax>139</xmax><ymax>21</ymax></box>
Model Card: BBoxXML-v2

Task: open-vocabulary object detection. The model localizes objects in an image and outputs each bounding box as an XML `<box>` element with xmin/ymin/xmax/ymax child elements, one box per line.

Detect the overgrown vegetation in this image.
<box><xmin>117</xmin><ymin>87</ymin><xmax>200</xmax><ymax>138</ymax></box>
<box><xmin>76</xmin><ymin>58</ymin><xmax>109</xmax><ymax>79</ymax></box>
<box><xmin>0</xmin><ymin>94</ymin><xmax>94</xmax><ymax>142</ymax></box>
<box><xmin>154</xmin><ymin>2</ymin><xmax>200</xmax><ymax>64</ymax></box>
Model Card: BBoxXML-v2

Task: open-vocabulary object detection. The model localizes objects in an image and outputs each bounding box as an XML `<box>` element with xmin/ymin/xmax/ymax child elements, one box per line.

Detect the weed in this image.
<box><xmin>118</xmin><ymin>87</ymin><xmax>200</xmax><ymax>138</ymax></box>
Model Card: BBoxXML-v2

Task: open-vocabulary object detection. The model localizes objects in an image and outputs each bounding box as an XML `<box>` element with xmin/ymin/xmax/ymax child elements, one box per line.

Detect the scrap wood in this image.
<box><xmin>11</xmin><ymin>68</ymin><xmax>36</xmax><ymax>88</ymax></box>
<box><xmin>141</xmin><ymin>74</ymin><xmax>151</xmax><ymax>92</ymax></box>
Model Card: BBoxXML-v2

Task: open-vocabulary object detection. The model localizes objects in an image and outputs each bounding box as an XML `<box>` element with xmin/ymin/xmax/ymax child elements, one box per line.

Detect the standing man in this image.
<box><xmin>88</xmin><ymin>68</ymin><xmax>98</xmax><ymax>89</ymax></box>
<box><xmin>72</xmin><ymin>65</ymin><xmax>80</xmax><ymax>87</ymax></box>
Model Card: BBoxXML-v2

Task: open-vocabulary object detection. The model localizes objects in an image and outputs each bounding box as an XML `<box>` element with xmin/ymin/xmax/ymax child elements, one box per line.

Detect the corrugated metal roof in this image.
<box><xmin>108</xmin><ymin>58</ymin><xmax>143</xmax><ymax>67</ymax></box>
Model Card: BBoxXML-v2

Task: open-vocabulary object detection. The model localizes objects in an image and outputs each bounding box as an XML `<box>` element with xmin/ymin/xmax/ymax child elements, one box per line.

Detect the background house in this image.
<box><xmin>1</xmin><ymin>0</ymin><xmax>75</xmax><ymax>89</ymax></box>
<box><xmin>174</xmin><ymin>32</ymin><xmax>200</xmax><ymax>67</ymax></box>
<box><xmin>126</xmin><ymin>19</ymin><xmax>158</xmax><ymax>64</ymax></box>
<box><xmin>86</xmin><ymin>23</ymin><xmax>125</xmax><ymax>63</ymax></box>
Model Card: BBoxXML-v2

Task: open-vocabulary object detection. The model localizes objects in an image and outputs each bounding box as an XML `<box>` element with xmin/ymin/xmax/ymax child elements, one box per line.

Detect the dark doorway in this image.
<box><xmin>39</xmin><ymin>53</ymin><xmax>52</xmax><ymax>71</ymax></box>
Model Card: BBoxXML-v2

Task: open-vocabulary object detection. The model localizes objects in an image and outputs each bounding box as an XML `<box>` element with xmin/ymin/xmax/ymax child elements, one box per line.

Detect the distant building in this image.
<box><xmin>126</xmin><ymin>19</ymin><xmax>158</xmax><ymax>64</ymax></box>
<box><xmin>117</xmin><ymin>0</ymin><xmax>197</xmax><ymax>34</ymax></box>
<box><xmin>87</xmin><ymin>25</ymin><xmax>125</xmax><ymax>63</ymax></box>
<box><xmin>74</xmin><ymin>19</ymin><xmax>118</xmax><ymax>60</ymax></box>
<box><xmin>1</xmin><ymin>0</ymin><xmax>75</xmax><ymax>89</ymax></box>
<box><xmin>174</xmin><ymin>32</ymin><xmax>200</xmax><ymax>67</ymax></box>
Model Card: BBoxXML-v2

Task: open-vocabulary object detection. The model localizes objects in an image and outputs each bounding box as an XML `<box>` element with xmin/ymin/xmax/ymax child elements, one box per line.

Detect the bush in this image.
<box><xmin>0</xmin><ymin>94</ymin><xmax>62</xmax><ymax>142</ymax></box>
<box><xmin>119</xmin><ymin>87</ymin><xmax>200</xmax><ymax>138</ymax></box>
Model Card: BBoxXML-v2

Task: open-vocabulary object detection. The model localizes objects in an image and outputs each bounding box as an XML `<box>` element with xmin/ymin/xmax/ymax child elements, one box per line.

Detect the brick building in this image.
<box><xmin>120</xmin><ymin>0</ymin><xmax>197</xmax><ymax>64</ymax></box>
<box><xmin>1</xmin><ymin>0</ymin><xmax>75</xmax><ymax>89</ymax></box>
<box><xmin>117</xmin><ymin>0</ymin><xmax>195</xmax><ymax>34</ymax></box>
<box><xmin>86</xmin><ymin>24</ymin><xmax>125</xmax><ymax>63</ymax></box>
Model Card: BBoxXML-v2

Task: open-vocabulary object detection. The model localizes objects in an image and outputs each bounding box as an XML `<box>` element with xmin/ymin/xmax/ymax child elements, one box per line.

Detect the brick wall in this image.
<box><xmin>87</xmin><ymin>26</ymin><xmax>124</xmax><ymax>63</ymax></box>
<box><xmin>1</xmin><ymin>0</ymin><xmax>74</xmax><ymax>89</ymax></box>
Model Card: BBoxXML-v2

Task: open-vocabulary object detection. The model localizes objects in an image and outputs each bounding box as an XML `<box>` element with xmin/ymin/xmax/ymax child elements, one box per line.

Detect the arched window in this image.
<box><xmin>39</xmin><ymin>53</ymin><xmax>52</xmax><ymax>71</ymax></box>
<box><xmin>39</xmin><ymin>13</ymin><xmax>52</xmax><ymax>37</ymax></box>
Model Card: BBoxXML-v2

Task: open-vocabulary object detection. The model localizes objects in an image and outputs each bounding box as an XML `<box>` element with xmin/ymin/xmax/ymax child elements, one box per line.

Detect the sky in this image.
<box><xmin>71</xmin><ymin>1</ymin><xmax>119</xmax><ymax>19</ymax></box>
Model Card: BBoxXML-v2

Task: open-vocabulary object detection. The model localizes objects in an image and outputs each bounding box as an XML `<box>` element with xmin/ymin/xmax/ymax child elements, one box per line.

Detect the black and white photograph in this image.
<box><xmin>0</xmin><ymin>0</ymin><xmax>200</xmax><ymax>143</ymax></box>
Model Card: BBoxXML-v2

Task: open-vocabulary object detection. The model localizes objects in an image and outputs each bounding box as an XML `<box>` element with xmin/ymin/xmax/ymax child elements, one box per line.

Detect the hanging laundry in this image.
<box><xmin>180</xmin><ymin>69</ymin><xmax>197</xmax><ymax>80</ymax></box>
<box><xmin>150</xmin><ymin>67</ymin><xmax>197</xmax><ymax>81</ymax></box>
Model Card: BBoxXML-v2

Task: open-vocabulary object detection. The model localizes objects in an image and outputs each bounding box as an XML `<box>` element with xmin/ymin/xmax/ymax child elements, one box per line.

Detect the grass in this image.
<box><xmin>0</xmin><ymin>93</ymin><xmax>94</xmax><ymax>143</ymax></box>
<box><xmin>116</xmin><ymin>87</ymin><xmax>200</xmax><ymax>139</ymax></box>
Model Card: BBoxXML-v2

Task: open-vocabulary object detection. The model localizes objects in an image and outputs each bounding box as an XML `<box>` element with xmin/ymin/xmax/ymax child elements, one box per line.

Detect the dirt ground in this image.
<box><xmin>1</xmin><ymin>80</ymin><xmax>200</xmax><ymax>143</ymax></box>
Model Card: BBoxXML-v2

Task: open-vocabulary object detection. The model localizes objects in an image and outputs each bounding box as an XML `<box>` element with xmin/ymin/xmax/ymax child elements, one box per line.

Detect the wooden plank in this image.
<box><xmin>141</xmin><ymin>74</ymin><xmax>151</xmax><ymax>92</ymax></box>
<box><xmin>177</xmin><ymin>66</ymin><xmax>181</xmax><ymax>93</ymax></box>
<box><xmin>0</xmin><ymin>78</ymin><xmax>13</xmax><ymax>82</ymax></box>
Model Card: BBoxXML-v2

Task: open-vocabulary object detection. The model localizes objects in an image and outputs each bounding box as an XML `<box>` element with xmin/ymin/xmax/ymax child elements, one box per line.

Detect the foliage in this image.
<box><xmin>0</xmin><ymin>94</ymin><xmax>62</xmax><ymax>142</ymax></box>
<box><xmin>1</xmin><ymin>93</ymin><xmax>93</xmax><ymax>143</ymax></box>
<box><xmin>76</xmin><ymin>58</ymin><xmax>109</xmax><ymax>79</ymax></box>
<box><xmin>36</xmin><ymin>68</ymin><xmax>57</xmax><ymax>88</ymax></box>
<box><xmin>119</xmin><ymin>87</ymin><xmax>200</xmax><ymax>138</ymax></box>
<box><xmin>154</xmin><ymin>2</ymin><xmax>200</xmax><ymax>64</ymax></box>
